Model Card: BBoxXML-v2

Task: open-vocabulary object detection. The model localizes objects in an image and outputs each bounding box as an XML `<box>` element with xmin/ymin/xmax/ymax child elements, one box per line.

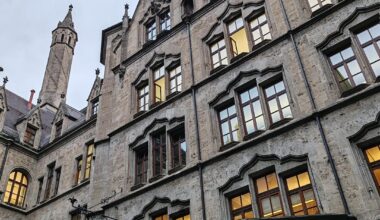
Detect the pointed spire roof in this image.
<box><xmin>58</xmin><ymin>5</ymin><xmax>75</xmax><ymax>30</ymax></box>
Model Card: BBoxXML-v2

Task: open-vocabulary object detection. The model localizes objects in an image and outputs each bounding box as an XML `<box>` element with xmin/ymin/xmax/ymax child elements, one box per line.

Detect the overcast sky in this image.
<box><xmin>0</xmin><ymin>1</ymin><xmax>137</xmax><ymax>109</ymax></box>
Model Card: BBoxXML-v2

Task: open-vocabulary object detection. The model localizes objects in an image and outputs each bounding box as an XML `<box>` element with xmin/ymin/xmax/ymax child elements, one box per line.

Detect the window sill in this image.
<box><xmin>340</xmin><ymin>83</ymin><xmax>369</xmax><ymax>98</ymax></box>
<box><xmin>150</xmin><ymin>101</ymin><xmax>163</xmax><ymax>109</ymax></box>
<box><xmin>166</xmin><ymin>91</ymin><xmax>181</xmax><ymax>100</ymax></box>
<box><xmin>219</xmin><ymin>141</ymin><xmax>239</xmax><ymax>152</ymax></box>
<box><xmin>143</xmin><ymin>40</ymin><xmax>155</xmax><ymax>48</ymax></box>
<box><xmin>311</xmin><ymin>4</ymin><xmax>333</xmax><ymax>17</ymax></box>
<box><xmin>269</xmin><ymin>118</ymin><xmax>293</xmax><ymax>129</ymax></box>
<box><xmin>243</xmin><ymin>130</ymin><xmax>265</xmax><ymax>141</ymax></box>
<box><xmin>134</xmin><ymin>110</ymin><xmax>147</xmax><ymax>119</ymax></box>
<box><xmin>210</xmin><ymin>65</ymin><xmax>227</xmax><ymax>75</ymax></box>
<box><xmin>230</xmin><ymin>52</ymin><xmax>248</xmax><ymax>64</ymax></box>
<box><xmin>131</xmin><ymin>183</ymin><xmax>146</xmax><ymax>191</ymax></box>
<box><xmin>149</xmin><ymin>174</ymin><xmax>165</xmax><ymax>183</ymax></box>
<box><xmin>168</xmin><ymin>165</ymin><xmax>186</xmax><ymax>175</ymax></box>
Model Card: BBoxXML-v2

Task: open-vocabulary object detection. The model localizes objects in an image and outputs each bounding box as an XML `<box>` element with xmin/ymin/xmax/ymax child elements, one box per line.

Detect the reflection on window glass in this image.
<box><xmin>255</xmin><ymin>173</ymin><xmax>283</xmax><ymax>217</ymax></box>
<box><xmin>240</xmin><ymin>86</ymin><xmax>265</xmax><ymax>135</ymax></box>
<box><xmin>364</xmin><ymin>145</ymin><xmax>380</xmax><ymax>194</ymax></box>
<box><xmin>211</xmin><ymin>39</ymin><xmax>229</xmax><ymax>69</ymax></box>
<box><xmin>329</xmin><ymin>47</ymin><xmax>366</xmax><ymax>91</ymax></box>
<box><xmin>228</xmin><ymin>17</ymin><xmax>249</xmax><ymax>57</ymax></box>
<box><xmin>250</xmin><ymin>13</ymin><xmax>272</xmax><ymax>46</ymax></box>
<box><xmin>308</xmin><ymin>0</ymin><xmax>332</xmax><ymax>12</ymax></box>
<box><xmin>357</xmin><ymin>23</ymin><xmax>380</xmax><ymax>77</ymax></box>
<box><xmin>219</xmin><ymin>105</ymin><xmax>240</xmax><ymax>145</ymax></box>
<box><xmin>147</xmin><ymin>21</ymin><xmax>157</xmax><ymax>41</ymax></box>
<box><xmin>264</xmin><ymin>80</ymin><xmax>292</xmax><ymax>124</ymax></box>
<box><xmin>169</xmin><ymin>66</ymin><xmax>182</xmax><ymax>94</ymax></box>
<box><xmin>138</xmin><ymin>85</ymin><xmax>149</xmax><ymax>112</ymax></box>
<box><xmin>160</xmin><ymin>11</ymin><xmax>171</xmax><ymax>31</ymax></box>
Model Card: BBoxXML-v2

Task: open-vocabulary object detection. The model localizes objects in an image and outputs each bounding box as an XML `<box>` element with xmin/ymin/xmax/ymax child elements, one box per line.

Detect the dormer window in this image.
<box><xmin>91</xmin><ymin>99</ymin><xmax>99</xmax><ymax>116</ymax></box>
<box><xmin>147</xmin><ymin>20</ymin><xmax>157</xmax><ymax>41</ymax></box>
<box><xmin>24</xmin><ymin>124</ymin><xmax>37</xmax><ymax>146</ymax></box>
<box><xmin>55</xmin><ymin>120</ymin><xmax>63</xmax><ymax>138</ymax></box>
<box><xmin>154</xmin><ymin>66</ymin><xmax>166</xmax><ymax>103</ymax></box>
<box><xmin>227</xmin><ymin>17</ymin><xmax>249</xmax><ymax>57</ymax></box>
<box><xmin>160</xmin><ymin>11</ymin><xmax>171</xmax><ymax>32</ymax></box>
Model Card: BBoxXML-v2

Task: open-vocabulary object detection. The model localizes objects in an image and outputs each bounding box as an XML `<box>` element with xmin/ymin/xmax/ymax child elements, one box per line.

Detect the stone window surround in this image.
<box><xmin>142</xmin><ymin>6</ymin><xmax>172</xmax><ymax>45</ymax></box>
<box><xmin>221</xmin><ymin>161</ymin><xmax>320</xmax><ymax>218</ymax></box>
<box><xmin>211</xmin><ymin>71</ymin><xmax>294</xmax><ymax>151</ymax></box>
<box><xmin>2</xmin><ymin>169</ymin><xmax>30</xmax><ymax>209</ymax></box>
<box><xmin>321</xmin><ymin>15</ymin><xmax>380</xmax><ymax>98</ymax></box>
<box><xmin>203</xmin><ymin>3</ymin><xmax>274</xmax><ymax>73</ymax></box>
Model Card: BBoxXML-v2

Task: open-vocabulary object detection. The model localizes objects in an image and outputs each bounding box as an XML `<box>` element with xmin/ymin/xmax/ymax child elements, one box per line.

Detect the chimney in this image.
<box><xmin>28</xmin><ymin>90</ymin><xmax>36</xmax><ymax>110</ymax></box>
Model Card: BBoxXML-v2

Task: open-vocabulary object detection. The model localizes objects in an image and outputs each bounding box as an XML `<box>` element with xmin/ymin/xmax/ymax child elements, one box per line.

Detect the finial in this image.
<box><xmin>69</xmin><ymin>4</ymin><xmax>73</xmax><ymax>12</ymax></box>
<box><xmin>61</xmin><ymin>93</ymin><xmax>66</xmax><ymax>99</ymax></box>
<box><xmin>125</xmin><ymin>3</ymin><xmax>129</xmax><ymax>10</ymax></box>
<box><xmin>37</xmin><ymin>98</ymin><xmax>42</xmax><ymax>104</ymax></box>
<box><xmin>0</xmin><ymin>67</ymin><xmax>3</xmax><ymax>72</ymax></box>
<box><xmin>3</xmin><ymin>76</ymin><xmax>8</xmax><ymax>86</ymax></box>
<box><xmin>95</xmin><ymin>68</ymin><xmax>100</xmax><ymax>76</ymax></box>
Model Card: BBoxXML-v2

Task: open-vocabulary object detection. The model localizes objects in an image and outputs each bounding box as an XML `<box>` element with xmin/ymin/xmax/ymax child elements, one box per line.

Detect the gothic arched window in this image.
<box><xmin>3</xmin><ymin>170</ymin><xmax>29</xmax><ymax>208</ymax></box>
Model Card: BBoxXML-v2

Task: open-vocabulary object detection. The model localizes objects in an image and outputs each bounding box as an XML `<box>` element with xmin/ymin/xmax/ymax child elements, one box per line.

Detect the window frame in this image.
<box><xmin>135</xmin><ymin>145</ymin><xmax>149</xmax><ymax>186</ymax></box>
<box><xmin>3</xmin><ymin>170</ymin><xmax>29</xmax><ymax>208</ymax></box>
<box><xmin>152</xmin><ymin>129</ymin><xmax>167</xmax><ymax>177</ymax></box>
<box><xmin>44</xmin><ymin>162</ymin><xmax>55</xmax><ymax>200</ymax></box>
<box><xmin>146</xmin><ymin>18</ymin><xmax>157</xmax><ymax>42</ymax></box>
<box><xmin>217</xmin><ymin>103</ymin><xmax>240</xmax><ymax>147</ymax></box>
<box><xmin>170</xmin><ymin>126</ymin><xmax>186</xmax><ymax>170</ymax></box>
<box><xmin>307</xmin><ymin>0</ymin><xmax>333</xmax><ymax>14</ymax></box>
<box><xmin>75</xmin><ymin>156</ymin><xmax>83</xmax><ymax>185</ymax></box>
<box><xmin>84</xmin><ymin>144</ymin><xmax>94</xmax><ymax>180</ymax></box>
<box><xmin>91</xmin><ymin>98</ymin><xmax>99</xmax><ymax>116</ymax></box>
<box><xmin>159</xmin><ymin>10</ymin><xmax>171</xmax><ymax>32</ymax></box>
<box><xmin>36</xmin><ymin>176</ymin><xmax>44</xmax><ymax>204</ymax></box>
<box><xmin>24</xmin><ymin>124</ymin><xmax>37</xmax><ymax>146</ymax></box>
<box><xmin>209</xmin><ymin>37</ymin><xmax>229</xmax><ymax>70</ymax></box>
<box><xmin>168</xmin><ymin>65</ymin><xmax>182</xmax><ymax>95</ymax></box>
<box><xmin>153</xmin><ymin>65</ymin><xmax>167</xmax><ymax>104</ymax></box>
<box><xmin>228</xmin><ymin>189</ymin><xmax>254</xmax><ymax>220</ymax></box>
<box><xmin>226</xmin><ymin>15</ymin><xmax>250</xmax><ymax>58</ymax></box>
<box><xmin>53</xmin><ymin>167</ymin><xmax>61</xmax><ymax>197</ymax></box>
<box><xmin>137</xmin><ymin>83</ymin><xmax>150</xmax><ymax>113</ymax></box>
<box><xmin>362</xmin><ymin>145</ymin><xmax>380</xmax><ymax>194</ymax></box>
<box><xmin>248</xmin><ymin>11</ymin><xmax>272</xmax><ymax>48</ymax></box>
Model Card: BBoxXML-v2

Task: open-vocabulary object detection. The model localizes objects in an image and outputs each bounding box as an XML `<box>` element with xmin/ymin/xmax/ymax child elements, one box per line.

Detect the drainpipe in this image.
<box><xmin>279</xmin><ymin>0</ymin><xmax>350</xmax><ymax>214</ymax></box>
<box><xmin>0</xmin><ymin>142</ymin><xmax>10</xmax><ymax>182</ymax></box>
<box><xmin>186</xmin><ymin>17</ymin><xmax>207</xmax><ymax>220</ymax></box>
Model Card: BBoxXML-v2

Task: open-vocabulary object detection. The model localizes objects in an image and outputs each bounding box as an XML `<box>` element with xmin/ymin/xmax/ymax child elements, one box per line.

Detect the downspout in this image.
<box><xmin>0</xmin><ymin>142</ymin><xmax>10</xmax><ymax>181</ymax></box>
<box><xmin>186</xmin><ymin>17</ymin><xmax>207</xmax><ymax>220</ymax></box>
<box><xmin>279</xmin><ymin>0</ymin><xmax>350</xmax><ymax>214</ymax></box>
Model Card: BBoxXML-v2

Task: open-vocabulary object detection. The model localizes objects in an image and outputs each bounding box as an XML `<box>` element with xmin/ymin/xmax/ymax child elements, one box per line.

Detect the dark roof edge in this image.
<box><xmin>100</xmin><ymin>22</ymin><xmax>122</xmax><ymax>65</ymax></box>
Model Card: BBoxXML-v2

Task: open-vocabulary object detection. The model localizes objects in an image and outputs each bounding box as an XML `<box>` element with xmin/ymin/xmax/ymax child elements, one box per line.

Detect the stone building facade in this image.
<box><xmin>1</xmin><ymin>0</ymin><xmax>380</xmax><ymax>219</ymax></box>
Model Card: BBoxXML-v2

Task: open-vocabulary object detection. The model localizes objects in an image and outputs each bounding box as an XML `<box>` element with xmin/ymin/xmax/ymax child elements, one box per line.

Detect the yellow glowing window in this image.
<box><xmin>364</xmin><ymin>145</ymin><xmax>380</xmax><ymax>194</ymax></box>
<box><xmin>230</xmin><ymin>192</ymin><xmax>254</xmax><ymax>219</ymax></box>
<box><xmin>3</xmin><ymin>171</ymin><xmax>28</xmax><ymax>208</ymax></box>
<box><xmin>154</xmin><ymin>214</ymin><xmax>168</xmax><ymax>220</ymax></box>
<box><xmin>255</xmin><ymin>173</ymin><xmax>283</xmax><ymax>217</ymax></box>
<box><xmin>175</xmin><ymin>214</ymin><xmax>190</xmax><ymax>220</ymax></box>
<box><xmin>154</xmin><ymin>66</ymin><xmax>166</xmax><ymax>102</ymax></box>
<box><xmin>84</xmin><ymin>144</ymin><xmax>94</xmax><ymax>179</ymax></box>
<box><xmin>228</xmin><ymin>17</ymin><xmax>249</xmax><ymax>57</ymax></box>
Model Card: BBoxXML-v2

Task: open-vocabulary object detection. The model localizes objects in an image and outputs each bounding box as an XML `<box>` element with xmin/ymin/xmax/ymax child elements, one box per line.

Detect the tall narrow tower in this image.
<box><xmin>39</xmin><ymin>5</ymin><xmax>78</xmax><ymax>108</ymax></box>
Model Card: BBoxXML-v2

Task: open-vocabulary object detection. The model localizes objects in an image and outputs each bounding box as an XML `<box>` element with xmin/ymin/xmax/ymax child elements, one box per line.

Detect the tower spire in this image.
<box><xmin>58</xmin><ymin>4</ymin><xmax>75</xmax><ymax>30</ymax></box>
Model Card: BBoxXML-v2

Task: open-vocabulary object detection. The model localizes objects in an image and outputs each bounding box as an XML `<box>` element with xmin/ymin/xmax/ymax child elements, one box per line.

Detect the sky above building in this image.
<box><xmin>0</xmin><ymin>1</ymin><xmax>137</xmax><ymax>109</ymax></box>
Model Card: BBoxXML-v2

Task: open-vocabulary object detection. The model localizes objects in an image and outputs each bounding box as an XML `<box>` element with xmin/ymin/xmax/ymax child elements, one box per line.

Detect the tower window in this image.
<box><xmin>308</xmin><ymin>0</ymin><xmax>332</xmax><ymax>12</ymax></box>
<box><xmin>154</xmin><ymin>66</ymin><xmax>166</xmax><ymax>103</ymax></box>
<box><xmin>3</xmin><ymin>170</ymin><xmax>29</xmax><ymax>208</ymax></box>
<box><xmin>55</xmin><ymin>120</ymin><xmax>63</xmax><ymax>138</ymax></box>
<box><xmin>210</xmin><ymin>39</ymin><xmax>228</xmax><ymax>69</ymax></box>
<box><xmin>356</xmin><ymin>23</ymin><xmax>380</xmax><ymax>78</ymax></box>
<box><xmin>363</xmin><ymin>145</ymin><xmax>380</xmax><ymax>194</ymax></box>
<box><xmin>91</xmin><ymin>99</ymin><xmax>99</xmax><ymax>116</ymax></box>
<box><xmin>254</xmin><ymin>173</ymin><xmax>284</xmax><ymax>217</ymax></box>
<box><xmin>68</xmin><ymin>36</ymin><xmax>72</xmax><ymax>45</ymax></box>
<box><xmin>250</xmin><ymin>13</ymin><xmax>272</xmax><ymax>46</ymax></box>
<box><xmin>328</xmin><ymin>47</ymin><xmax>366</xmax><ymax>92</ymax></box>
<box><xmin>264</xmin><ymin>80</ymin><xmax>292</xmax><ymax>125</ymax></box>
<box><xmin>24</xmin><ymin>124</ymin><xmax>37</xmax><ymax>146</ymax></box>
<box><xmin>285</xmin><ymin>171</ymin><xmax>319</xmax><ymax>216</ymax></box>
<box><xmin>227</xmin><ymin>17</ymin><xmax>249</xmax><ymax>57</ymax></box>
<box><xmin>218</xmin><ymin>104</ymin><xmax>240</xmax><ymax>146</ymax></box>
<box><xmin>229</xmin><ymin>191</ymin><xmax>254</xmax><ymax>219</ymax></box>
<box><xmin>152</xmin><ymin>130</ymin><xmax>167</xmax><ymax>177</ymax></box>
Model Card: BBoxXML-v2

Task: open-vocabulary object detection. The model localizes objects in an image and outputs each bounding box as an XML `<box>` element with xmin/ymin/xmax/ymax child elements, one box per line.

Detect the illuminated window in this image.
<box><xmin>363</xmin><ymin>145</ymin><xmax>380</xmax><ymax>194</ymax></box>
<box><xmin>210</xmin><ymin>39</ymin><xmax>228</xmax><ymax>69</ymax></box>
<box><xmin>138</xmin><ymin>85</ymin><xmax>149</xmax><ymax>112</ymax></box>
<box><xmin>36</xmin><ymin>177</ymin><xmax>43</xmax><ymax>203</ymax></box>
<box><xmin>44</xmin><ymin>163</ymin><xmax>55</xmax><ymax>200</ymax></box>
<box><xmin>171</xmin><ymin>127</ymin><xmax>186</xmax><ymax>169</ymax></box>
<box><xmin>229</xmin><ymin>191</ymin><xmax>254</xmax><ymax>220</ymax></box>
<box><xmin>135</xmin><ymin>146</ymin><xmax>148</xmax><ymax>185</ymax></box>
<box><xmin>84</xmin><ymin>144</ymin><xmax>94</xmax><ymax>180</ymax></box>
<box><xmin>169</xmin><ymin>66</ymin><xmax>182</xmax><ymax>94</ymax></box>
<box><xmin>75</xmin><ymin>157</ymin><xmax>82</xmax><ymax>185</ymax></box>
<box><xmin>55</xmin><ymin>120</ymin><xmax>63</xmax><ymax>138</ymax></box>
<box><xmin>53</xmin><ymin>168</ymin><xmax>61</xmax><ymax>196</ymax></box>
<box><xmin>264</xmin><ymin>80</ymin><xmax>292</xmax><ymax>125</ymax></box>
<box><xmin>160</xmin><ymin>11</ymin><xmax>171</xmax><ymax>31</ymax></box>
<box><xmin>308</xmin><ymin>0</ymin><xmax>332</xmax><ymax>12</ymax></box>
<box><xmin>3</xmin><ymin>170</ymin><xmax>28</xmax><ymax>208</ymax></box>
<box><xmin>153</xmin><ymin>130</ymin><xmax>166</xmax><ymax>176</ymax></box>
<box><xmin>154</xmin><ymin>66</ymin><xmax>166</xmax><ymax>103</ymax></box>
<box><xmin>219</xmin><ymin>105</ymin><xmax>240</xmax><ymax>146</ymax></box>
<box><xmin>153</xmin><ymin>213</ymin><xmax>169</xmax><ymax>220</ymax></box>
<box><xmin>147</xmin><ymin>21</ymin><xmax>157</xmax><ymax>41</ymax></box>
<box><xmin>24</xmin><ymin>124</ymin><xmax>37</xmax><ymax>146</ymax></box>
<box><xmin>239</xmin><ymin>86</ymin><xmax>265</xmax><ymax>135</ymax></box>
<box><xmin>254</xmin><ymin>173</ymin><xmax>284</xmax><ymax>217</ymax></box>
<box><xmin>228</xmin><ymin>17</ymin><xmax>249</xmax><ymax>57</ymax></box>
<box><xmin>250</xmin><ymin>13</ymin><xmax>271</xmax><ymax>46</ymax></box>
<box><xmin>357</xmin><ymin>23</ymin><xmax>380</xmax><ymax>77</ymax></box>
<box><xmin>328</xmin><ymin>47</ymin><xmax>366</xmax><ymax>92</ymax></box>
<box><xmin>285</xmin><ymin>171</ymin><xmax>319</xmax><ymax>216</ymax></box>
<box><xmin>175</xmin><ymin>213</ymin><xmax>190</xmax><ymax>220</ymax></box>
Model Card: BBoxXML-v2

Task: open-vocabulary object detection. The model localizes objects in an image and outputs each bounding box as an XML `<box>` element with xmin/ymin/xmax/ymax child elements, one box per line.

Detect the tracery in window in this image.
<box><xmin>210</xmin><ymin>39</ymin><xmax>228</xmax><ymax>69</ymax></box>
<box><xmin>254</xmin><ymin>173</ymin><xmax>283</xmax><ymax>217</ymax></box>
<box><xmin>3</xmin><ymin>170</ymin><xmax>28</xmax><ymax>208</ymax></box>
<box><xmin>229</xmin><ymin>192</ymin><xmax>254</xmax><ymax>220</ymax></box>
<box><xmin>328</xmin><ymin>47</ymin><xmax>366</xmax><ymax>91</ymax></box>
<box><xmin>228</xmin><ymin>17</ymin><xmax>249</xmax><ymax>57</ymax></box>
<box><xmin>285</xmin><ymin>171</ymin><xmax>319</xmax><ymax>216</ymax></box>
<box><xmin>219</xmin><ymin>105</ymin><xmax>240</xmax><ymax>145</ymax></box>
<box><xmin>363</xmin><ymin>145</ymin><xmax>380</xmax><ymax>194</ymax></box>
<box><xmin>357</xmin><ymin>23</ymin><xmax>380</xmax><ymax>77</ymax></box>
<box><xmin>264</xmin><ymin>80</ymin><xmax>292</xmax><ymax>125</ymax></box>
<box><xmin>250</xmin><ymin>13</ymin><xmax>271</xmax><ymax>46</ymax></box>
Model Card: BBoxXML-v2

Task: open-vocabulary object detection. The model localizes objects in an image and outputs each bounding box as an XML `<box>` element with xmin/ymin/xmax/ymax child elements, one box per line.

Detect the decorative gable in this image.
<box><xmin>27</xmin><ymin>109</ymin><xmax>42</xmax><ymax>128</ymax></box>
<box><xmin>87</xmin><ymin>70</ymin><xmax>103</xmax><ymax>102</ymax></box>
